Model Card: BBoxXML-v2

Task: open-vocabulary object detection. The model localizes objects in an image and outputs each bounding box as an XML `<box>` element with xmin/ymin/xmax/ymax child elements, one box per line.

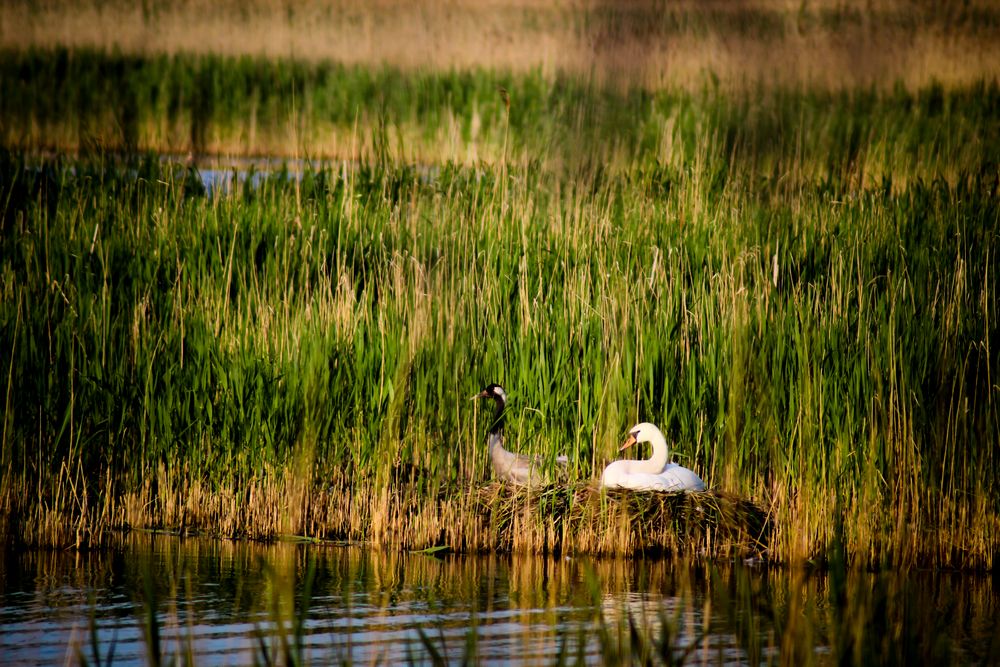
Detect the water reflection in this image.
<box><xmin>176</xmin><ymin>157</ymin><xmax>440</xmax><ymax>197</ymax></box>
<box><xmin>0</xmin><ymin>535</ymin><xmax>996</xmax><ymax>665</ymax></box>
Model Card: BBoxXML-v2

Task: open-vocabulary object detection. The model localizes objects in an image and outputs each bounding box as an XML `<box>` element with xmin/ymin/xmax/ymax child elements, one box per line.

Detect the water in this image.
<box><xmin>150</xmin><ymin>155</ymin><xmax>438</xmax><ymax>197</ymax></box>
<box><xmin>0</xmin><ymin>536</ymin><xmax>996</xmax><ymax>665</ymax></box>
<box><xmin>194</xmin><ymin>160</ymin><xmax>441</xmax><ymax>197</ymax></box>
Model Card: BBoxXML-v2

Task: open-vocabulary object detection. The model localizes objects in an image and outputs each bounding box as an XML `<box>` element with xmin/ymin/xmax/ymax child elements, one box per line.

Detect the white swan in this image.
<box><xmin>472</xmin><ymin>383</ymin><xmax>568</xmax><ymax>486</ymax></box>
<box><xmin>600</xmin><ymin>422</ymin><xmax>705</xmax><ymax>493</ymax></box>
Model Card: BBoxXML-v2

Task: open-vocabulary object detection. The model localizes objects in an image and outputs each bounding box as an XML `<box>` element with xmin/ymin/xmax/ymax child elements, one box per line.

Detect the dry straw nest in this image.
<box><xmin>472</xmin><ymin>481</ymin><xmax>769</xmax><ymax>559</ymax></box>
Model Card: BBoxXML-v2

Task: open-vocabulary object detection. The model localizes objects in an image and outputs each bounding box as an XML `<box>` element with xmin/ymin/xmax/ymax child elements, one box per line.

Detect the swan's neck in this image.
<box><xmin>636</xmin><ymin>430</ymin><xmax>669</xmax><ymax>473</ymax></box>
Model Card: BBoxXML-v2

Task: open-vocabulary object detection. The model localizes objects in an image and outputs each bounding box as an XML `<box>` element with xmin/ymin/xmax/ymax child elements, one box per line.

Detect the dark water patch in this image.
<box><xmin>4</xmin><ymin>152</ymin><xmax>448</xmax><ymax>201</ymax></box>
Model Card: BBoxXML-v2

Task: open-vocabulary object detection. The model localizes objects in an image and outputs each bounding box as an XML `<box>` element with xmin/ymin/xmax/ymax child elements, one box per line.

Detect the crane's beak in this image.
<box><xmin>619</xmin><ymin>433</ymin><xmax>638</xmax><ymax>452</ymax></box>
<box><xmin>469</xmin><ymin>389</ymin><xmax>488</xmax><ymax>401</ymax></box>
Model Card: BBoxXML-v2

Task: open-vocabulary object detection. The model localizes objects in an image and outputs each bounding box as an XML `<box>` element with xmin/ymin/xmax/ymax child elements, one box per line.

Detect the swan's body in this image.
<box><xmin>601</xmin><ymin>461</ymin><xmax>706</xmax><ymax>492</ymax></box>
<box><xmin>474</xmin><ymin>384</ymin><xmax>568</xmax><ymax>486</ymax></box>
<box><xmin>601</xmin><ymin>422</ymin><xmax>705</xmax><ymax>493</ymax></box>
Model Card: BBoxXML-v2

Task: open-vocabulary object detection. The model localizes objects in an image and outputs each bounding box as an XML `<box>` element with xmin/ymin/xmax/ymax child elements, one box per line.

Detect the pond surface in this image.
<box><xmin>0</xmin><ymin>536</ymin><xmax>996</xmax><ymax>665</ymax></box>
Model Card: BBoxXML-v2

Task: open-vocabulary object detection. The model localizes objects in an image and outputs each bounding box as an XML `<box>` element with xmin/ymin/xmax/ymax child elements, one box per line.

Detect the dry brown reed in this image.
<box><xmin>7</xmin><ymin>465</ymin><xmax>768</xmax><ymax>562</ymax></box>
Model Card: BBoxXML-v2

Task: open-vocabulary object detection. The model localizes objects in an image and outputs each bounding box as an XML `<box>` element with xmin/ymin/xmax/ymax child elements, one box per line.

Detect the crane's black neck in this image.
<box><xmin>488</xmin><ymin>394</ymin><xmax>505</xmax><ymax>435</ymax></box>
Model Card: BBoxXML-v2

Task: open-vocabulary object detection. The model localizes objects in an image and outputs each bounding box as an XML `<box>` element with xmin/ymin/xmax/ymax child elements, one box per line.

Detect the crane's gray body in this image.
<box><xmin>478</xmin><ymin>384</ymin><xmax>568</xmax><ymax>486</ymax></box>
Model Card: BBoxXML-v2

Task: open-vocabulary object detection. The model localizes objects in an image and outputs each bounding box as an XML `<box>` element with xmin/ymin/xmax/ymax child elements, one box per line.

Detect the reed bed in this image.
<box><xmin>1</xmin><ymin>51</ymin><xmax>998</xmax><ymax>567</ymax></box>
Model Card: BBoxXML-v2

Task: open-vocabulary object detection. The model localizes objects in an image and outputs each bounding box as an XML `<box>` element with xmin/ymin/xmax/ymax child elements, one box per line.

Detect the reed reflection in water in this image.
<box><xmin>0</xmin><ymin>535</ymin><xmax>996</xmax><ymax>665</ymax></box>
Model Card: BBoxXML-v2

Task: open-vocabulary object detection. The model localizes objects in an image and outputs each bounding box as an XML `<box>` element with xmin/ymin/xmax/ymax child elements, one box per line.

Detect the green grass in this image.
<box><xmin>1</xmin><ymin>49</ymin><xmax>998</xmax><ymax>566</ymax></box>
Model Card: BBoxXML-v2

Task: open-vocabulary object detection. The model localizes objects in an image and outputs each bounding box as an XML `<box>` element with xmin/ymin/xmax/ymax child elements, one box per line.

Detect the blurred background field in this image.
<box><xmin>4</xmin><ymin>0</ymin><xmax>1000</xmax><ymax>161</ymax></box>
<box><xmin>4</xmin><ymin>0</ymin><xmax>1000</xmax><ymax>90</ymax></box>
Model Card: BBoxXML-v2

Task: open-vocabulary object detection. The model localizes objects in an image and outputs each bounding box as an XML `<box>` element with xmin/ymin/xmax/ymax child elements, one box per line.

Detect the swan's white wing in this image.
<box><xmin>658</xmin><ymin>463</ymin><xmax>706</xmax><ymax>492</ymax></box>
<box><xmin>615</xmin><ymin>472</ymin><xmax>680</xmax><ymax>491</ymax></box>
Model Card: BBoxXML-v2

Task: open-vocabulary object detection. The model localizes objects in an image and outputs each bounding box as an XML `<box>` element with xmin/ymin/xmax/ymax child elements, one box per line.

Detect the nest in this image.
<box><xmin>472</xmin><ymin>480</ymin><xmax>769</xmax><ymax>558</ymax></box>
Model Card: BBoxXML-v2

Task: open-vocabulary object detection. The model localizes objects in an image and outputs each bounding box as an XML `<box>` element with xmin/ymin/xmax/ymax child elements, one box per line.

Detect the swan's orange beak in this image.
<box><xmin>619</xmin><ymin>433</ymin><xmax>637</xmax><ymax>452</ymax></box>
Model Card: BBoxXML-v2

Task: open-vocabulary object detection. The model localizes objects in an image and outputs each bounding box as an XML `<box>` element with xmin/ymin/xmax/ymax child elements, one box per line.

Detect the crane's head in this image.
<box><xmin>471</xmin><ymin>383</ymin><xmax>507</xmax><ymax>403</ymax></box>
